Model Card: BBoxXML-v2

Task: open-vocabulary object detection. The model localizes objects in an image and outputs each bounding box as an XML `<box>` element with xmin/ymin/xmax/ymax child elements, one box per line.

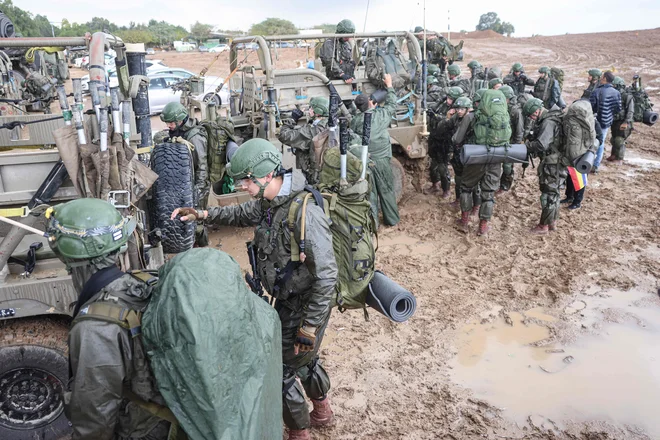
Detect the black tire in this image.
<box><xmin>149</xmin><ymin>142</ymin><xmax>196</xmax><ymax>254</ymax></box>
<box><xmin>390</xmin><ymin>157</ymin><xmax>405</xmax><ymax>203</ymax></box>
<box><xmin>0</xmin><ymin>318</ymin><xmax>71</xmax><ymax>440</ymax></box>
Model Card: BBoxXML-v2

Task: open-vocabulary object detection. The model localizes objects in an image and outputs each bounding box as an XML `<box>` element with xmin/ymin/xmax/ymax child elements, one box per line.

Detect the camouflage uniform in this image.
<box><xmin>451</xmin><ymin>112</ymin><xmax>481</xmax><ymax>207</ymax></box>
<box><xmin>503</xmin><ymin>72</ymin><xmax>535</xmax><ymax>96</ymax></box>
<box><xmin>527</xmin><ymin>106</ymin><xmax>566</xmax><ymax>225</ymax></box>
<box><xmin>449</xmin><ymin>76</ymin><xmax>470</xmax><ymax>95</ymax></box>
<box><xmin>319</xmin><ymin>38</ymin><xmax>355</xmax><ymax>81</ymax></box>
<box><xmin>500</xmin><ymin>99</ymin><xmax>525</xmax><ymax>191</ymax></box>
<box><xmin>533</xmin><ymin>75</ymin><xmax>561</xmax><ymax>109</ymax></box>
<box><xmin>428</xmin><ymin>109</ymin><xmax>457</xmax><ymax>194</ymax></box>
<box><xmin>278</xmin><ymin>118</ymin><xmax>328</xmax><ymax>184</ymax></box>
<box><xmin>610</xmin><ymin>86</ymin><xmax>634</xmax><ymax>160</ymax></box>
<box><xmin>205</xmin><ymin>170</ymin><xmax>338</xmax><ymax>431</ymax></box>
<box><xmin>427</xmin><ymin>83</ymin><xmax>446</xmax><ymax>106</ymax></box>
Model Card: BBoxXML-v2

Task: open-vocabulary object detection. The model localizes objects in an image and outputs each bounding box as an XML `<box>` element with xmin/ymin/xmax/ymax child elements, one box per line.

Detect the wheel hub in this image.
<box><xmin>0</xmin><ymin>367</ymin><xmax>64</xmax><ymax>430</ymax></box>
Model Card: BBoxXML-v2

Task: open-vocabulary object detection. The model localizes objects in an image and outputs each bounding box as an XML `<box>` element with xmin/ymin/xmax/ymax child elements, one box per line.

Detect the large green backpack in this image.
<box><xmin>288</xmin><ymin>147</ymin><xmax>376</xmax><ymax>311</ymax></box>
<box><xmin>563</xmin><ymin>99</ymin><xmax>596</xmax><ymax>164</ymax></box>
<box><xmin>474</xmin><ymin>89</ymin><xmax>512</xmax><ymax>146</ymax></box>
<box><xmin>551</xmin><ymin>67</ymin><xmax>565</xmax><ymax>92</ymax></box>
<box><xmin>629</xmin><ymin>79</ymin><xmax>655</xmax><ymax>123</ymax></box>
<box><xmin>200</xmin><ymin>118</ymin><xmax>236</xmax><ymax>185</ymax></box>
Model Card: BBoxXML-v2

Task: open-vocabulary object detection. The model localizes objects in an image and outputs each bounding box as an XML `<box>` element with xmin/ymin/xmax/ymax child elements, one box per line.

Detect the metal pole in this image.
<box><xmin>421</xmin><ymin>0</ymin><xmax>429</xmax><ymax>135</ymax></box>
<box><xmin>363</xmin><ymin>0</ymin><xmax>371</xmax><ymax>33</ymax></box>
<box><xmin>448</xmin><ymin>10</ymin><xmax>451</xmax><ymax>42</ymax></box>
<box><xmin>72</xmin><ymin>78</ymin><xmax>87</xmax><ymax>144</ymax></box>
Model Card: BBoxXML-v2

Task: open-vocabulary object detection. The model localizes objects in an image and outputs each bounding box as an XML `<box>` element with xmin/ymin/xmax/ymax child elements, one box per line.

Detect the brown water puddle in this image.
<box><xmin>450</xmin><ymin>294</ymin><xmax>660</xmax><ymax>436</ymax></box>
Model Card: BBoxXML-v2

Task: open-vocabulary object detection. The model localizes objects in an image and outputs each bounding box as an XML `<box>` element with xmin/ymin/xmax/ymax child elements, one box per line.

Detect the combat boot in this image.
<box><xmin>560</xmin><ymin>197</ymin><xmax>573</xmax><ymax>204</ymax></box>
<box><xmin>310</xmin><ymin>397</ymin><xmax>335</xmax><ymax>427</ymax></box>
<box><xmin>441</xmin><ymin>189</ymin><xmax>451</xmax><ymax>199</ymax></box>
<box><xmin>477</xmin><ymin>219</ymin><xmax>490</xmax><ymax>236</ymax></box>
<box><xmin>450</xmin><ymin>199</ymin><xmax>460</xmax><ymax>209</ymax></box>
<box><xmin>287</xmin><ymin>429</ymin><xmax>311</xmax><ymax>440</ymax></box>
<box><xmin>530</xmin><ymin>224</ymin><xmax>549</xmax><ymax>235</ymax></box>
<box><xmin>548</xmin><ymin>221</ymin><xmax>557</xmax><ymax>231</ymax></box>
<box><xmin>606</xmin><ymin>155</ymin><xmax>617</xmax><ymax>162</ymax></box>
<box><xmin>423</xmin><ymin>182</ymin><xmax>442</xmax><ymax>195</ymax></box>
<box><xmin>456</xmin><ymin>211</ymin><xmax>470</xmax><ymax>232</ymax></box>
<box><xmin>470</xmin><ymin>205</ymin><xmax>480</xmax><ymax>218</ymax></box>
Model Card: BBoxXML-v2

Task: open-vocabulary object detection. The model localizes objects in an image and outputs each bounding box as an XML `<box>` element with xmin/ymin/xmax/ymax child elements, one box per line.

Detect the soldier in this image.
<box><xmin>160</xmin><ymin>101</ymin><xmax>210</xmax><ymax>246</ymax></box>
<box><xmin>503</xmin><ymin>62</ymin><xmax>535</xmax><ymax>96</ymax></box>
<box><xmin>522</xmin><ymin>98</ymin><xmax>566</xmax><ymax>234</ymax></box>
<box><xmin>488</xmin><ymin>77</ymin><xmax>503</xmax><ymax>90</ymax></box>
<box><xmin>498</xmin><ymin>85</ymin><xmax>524</xmax><ymax>194</ymax></box>
<box><xmin>467</xmin><ymin>60</ymin><xmax>486</xmax><ymax>80</ymax></box>
<box><xmin>278</xmin><ymin>97</ymin><xmax>329</xmax><ymax>184</ymax></box>
<box><xmin>608</xmin><ymin>76</ymin><xmax>634</xmax><ymax>163</ymax></box>
<box><xmin>451</xmin><ymin>96</ymin><xmax>481</xmax><ymax>213</ymax></box>
<box><xmin>533</xmin><ymin>67</ymin><xmax>561</xmax><ymax>110</ymax></box>
<box><xmin>46</xmin><ymin>198</ymin><xmax>172</xmax><ymax>439</ymax></box>
<box><xmin>581</xmin><ymin>68</ymin><xmax>602</xmax><ymax>99</ymax></box>
<box><xmin>320</xmin><ymin>19</ymin><xmax>356</xmax><ymax>84</ymax></box>
<box><xmin>352</xmin><ymin>73</ymin><xmax>400</xmax><ymax>226</ymax></box>
<box><xmin>447</xmin><ymin>64</ymin><xmax>470</xmax><ymax>94</ymax></box>
<box><xmin>172</xmin><ymin>139</ymin><xmax>338</xmax><ymax>440</ymax></box>
<box><xmin>426</xmin><ymin>75</ymin><xmax>446</xmax><ymax>108</ymax></box>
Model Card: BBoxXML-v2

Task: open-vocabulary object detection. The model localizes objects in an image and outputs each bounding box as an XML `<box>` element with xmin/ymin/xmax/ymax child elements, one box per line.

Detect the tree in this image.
<box><xmin>190</xmin><ymin>21</ymin><xmax>211</xmax><ymax>43</ymax></box>
<box><xmin>0</xmin><ymin>0</ymin><xmax>38</xmax><ymax>36</ymax></box>
<box><xmin>500</xmin><ymin>22</ymin><xmax>515</xmax><ymax>37</ymax></box>
<box><xmin>476</xmin><ymin>12</ymin><xmax>515</xmax><ymax>36</ymax></box>
<box><xmin>117</xmin><ymin>29</ymin><xmax>155</xmax><ymax>44</ymax></box>
<box><xmin>313</xmin><ymin>23</ymin><xmax>337</xmax><ymax>34</ymax></box>
<box><xmin>249</xmin><ymin>18</ymin><xmax>298</xmax><ymax>36</ymax></box>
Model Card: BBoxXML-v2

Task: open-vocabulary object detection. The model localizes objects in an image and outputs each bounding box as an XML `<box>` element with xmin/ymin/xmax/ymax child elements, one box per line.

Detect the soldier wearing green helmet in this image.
<box><xmin>581</xmin><ymin>68</ymin><xmax>602</xmax><ymax>99</ymax></box>
<box><xmin>533</xmin><ymin>67</ymin><xmax>561</xmax><ymax>109</ymax></box>
<box><xmin>497</xmin><ymin>85</ymin><xmax>525</xmax><ymax>194</ymax></box>
<box><xmin>447</xmin><ymin>64</ymin><xmax>470</xmax><ymax>94</ymax></box>
<box><xmin>472</xmin><ymin>88</ymin><xmax>487</xmax><ymax>110</ymax></box>
<box><xmin>467</xmin><ymin>61</ymin><xmax>487</xmax><ymax>100</ymax></box>
<box><xmin>522</xmin><ymin>97</ymin><xmax>567</xmax><ymax>234</ymax></box>
<box><xmin>488</xmin><ymin>77</ymin><xmax>503</xmax><ymax>90</ymax></box>
<box><xmin>427</xmin><ymin>75</ymin><xmax>446</xmax><ymax>107</ymax></box>
<box><xmin>46</xmin><ymin>198</ymin><xmax>172</xmax><ymax>439</ymax></box>
<box><xmin>503</xmin><ymin>62</ymin><xmax>535</xmax><ymax>95</ymax></box>
<box><xmin>320</xmin><ymin>19</ymin><xmax>356</xmax><ymax>84</ymax></box>
<box><xmin>172</xmin><ymin>138</ymin><xmax>338</xmax><ymax>440</ymax></box>
<box><xmin>609</xmin><ymin>75</ymin><xmax>634</xmax><ymax>162</ymax></box>
<box><xmin>278</xmin><ymin>97</ymin><xmax>329</xmax><ymax>184</ymax></box>
<box><xmin>450</xmin><ymin>95</ymin><xmax>481</xmax><ymax>212</ymax></box>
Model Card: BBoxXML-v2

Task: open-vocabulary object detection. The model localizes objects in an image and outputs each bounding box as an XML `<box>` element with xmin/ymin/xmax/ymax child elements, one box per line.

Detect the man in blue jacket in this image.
<box><xmin>590</xmin><ymin>71</ymin><xmax>622</xmax><ymax>173</ymax></box>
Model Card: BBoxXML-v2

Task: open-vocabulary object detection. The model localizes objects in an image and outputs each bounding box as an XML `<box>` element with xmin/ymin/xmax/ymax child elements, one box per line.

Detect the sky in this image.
<box><xmin>19</xmin><ymin>0</ymin><xmax>660</xmax><ymax>38</ymax></box>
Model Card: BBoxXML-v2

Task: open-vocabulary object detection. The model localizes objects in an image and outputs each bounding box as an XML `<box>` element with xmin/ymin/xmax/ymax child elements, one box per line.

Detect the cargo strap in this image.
<box><xmin>128</xmin><ymin>75</ymin><xmax>149</xmax><ymax>99</ymax></box>
<box><xmin>287</xmin><ymin>186</ymin><xmax>329</xmax><ymax>263</ymax></box>
<box><xmin>73</xmin><ymin>265</ymin><xmax>126</xmax><ymax>317</ymax></box>
<box><xmin>74</xmin><ymin>301</ymin><xmax>143</xmax><ymax>338</ymax></box>
<box><xmin>169</xmin><ymin>136</ymin><xmax>195</xmax><ymax>153</ymax></box>
<box><xmin>134</xmin><ymin>146</ymin><xmax>152</xmax><ymax>155</ymax></box>
<box><xmin>123</xmin><ymin>388</ymin><xmax>187</xmax><ymax>440</ymax></box>
<box><xmin>0</xmin><ymin>206</ymin><xmax>30</xmax><ymax>218</ymax></box>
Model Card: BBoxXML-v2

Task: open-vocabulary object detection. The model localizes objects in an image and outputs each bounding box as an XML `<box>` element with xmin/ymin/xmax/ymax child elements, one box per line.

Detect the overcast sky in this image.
<box><xmin>20</xmin><ymin>0</ymin><xmax>660</xmax><ymax>38</ymax></box>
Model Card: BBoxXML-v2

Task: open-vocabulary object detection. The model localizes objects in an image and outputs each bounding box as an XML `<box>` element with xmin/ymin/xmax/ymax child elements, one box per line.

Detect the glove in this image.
<box><xmin>520</xmin><ymin>74</ymin><xmax>527</xmax><ymax>81</ymax></box>
<box><xmin>291</xmin><ymin>108</ymin><xmax>304</xmax><ymax>123</ymax></box>
<box><xmin>294</xmin><ymin>325</ymin><xmax>317</xmax><ymax>353</ymax></box>
<box><xmin>173</xmin><ymin>207</ymin><xmax>204</xmax><ymax>222</ymax></box>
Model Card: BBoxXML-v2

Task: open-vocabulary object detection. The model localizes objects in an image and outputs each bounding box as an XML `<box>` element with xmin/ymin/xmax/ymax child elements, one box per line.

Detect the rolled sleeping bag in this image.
<box><xmin>370</xmin><ymin>89</ymin><xmax>388</xmax><ymax>104</ymax></box>
<box><xmin>643</xmin><ymin>110</ymin><xmax>658</xmax><ymax>126</ymax></box>
<box><xmin>460</xmin><ymin>143</ymin><xmax>527</xmax><ymax>166</ymax></box>
<box><xmin>574</xmin><ymin>150</ymin><xmax>595</xmax><ymax>174</ymax></box>
<box><xmin>366</xmin><ymin>271</ymin><xmax>416</xmax><ymax>323</ymax></box>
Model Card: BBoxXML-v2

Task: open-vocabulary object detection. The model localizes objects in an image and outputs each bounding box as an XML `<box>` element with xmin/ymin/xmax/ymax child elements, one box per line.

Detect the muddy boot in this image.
<box><xmin>606</xmin><ymin>155</ymin><xmax>617</xmax><ymax>162</ymax></box>
<box><xmin>287</xmin><ymin>429</ymin><xmax>311</xmax><ymax>440</ymax></box>
<box><xmin>423</xmin><ymin>182</ymin><xmax>442</xmax><ymax>195</ymax></box>
<box><xmin>441</xmin><ymin>189</ymin><xmax>451</xmax><ymax>199</ymax></box>
<box><xmin>530</xmin><ymin>224</ymin><xmax>549</xmax><ymax>235</ymax></box>
<box><xmin>477</xmin><ymin>219</ymin><xmax>490</xmax><ymax>236</ymax></box>
<box><xmin>548</xmin><ymin>221</ymin><xmax>557</xmax><ymax>231</ymax></box>
<box><xmin>450</xmin><ymin>199</ymin><xmax>460</xmax><ymax>210</ymax></box>
<box><xmin>310</xmin><ymin>397</ymin><xmax>335</xmax><ymax>427</ymax></box>
<box><xmin>456</xmin><ymin>211</ymin><xmax>470</xmax><ymax>232</ymax></box>
<box><xmin>469</xmin><ymin>205</ymin><xmax>480</xmax><ymax>218</ymax></box>
<box><xmin>495</xmin><ymin>188</ymin><xmax>506</xmax><ymax>196</ymax></box>
<box><xmin>560</xmin><ymin>197</ymin><xmax>573</xmax><ymax>204</ymax></box>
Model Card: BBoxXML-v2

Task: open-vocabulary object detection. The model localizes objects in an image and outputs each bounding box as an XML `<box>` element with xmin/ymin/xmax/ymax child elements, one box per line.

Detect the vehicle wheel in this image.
<box><xmin>0</xmin><ymin>317</ymin><xmax>71</xmax><ymax>440</ymax></box>
<box><xmin>148</xmin><ymin>142</ymin><xmax>196</xmax><ymax>254</ymax></box>
<box><xmin>203</xmin><ymin>93</ymin><xmax>221</xmax><ymax>106</ymax></box>
<box><xmin>390</xmin><ymin>157</ymin><xmax>405</xmax><ymax>203</ymax></box>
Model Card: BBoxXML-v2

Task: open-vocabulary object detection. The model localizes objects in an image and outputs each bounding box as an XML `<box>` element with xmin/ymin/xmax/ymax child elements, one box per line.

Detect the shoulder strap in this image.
<box><xmin>287</xmin><ymin>186</ymin><xmax>329</xmax><ymax>263</ymax></box>
<box><xmin>74</xmin><ymin>301</ymin><xmax>143</xmax><ymax>338</ymax></box>
<box><xmin>73</xmin><ymin>265</ymin><xmax>125</xmax><ymax>317</ymax></box>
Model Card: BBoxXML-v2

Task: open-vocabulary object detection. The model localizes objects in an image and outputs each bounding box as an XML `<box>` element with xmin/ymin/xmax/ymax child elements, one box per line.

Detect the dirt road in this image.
<box><xmin>161</xmin><ymin>30</ymin><xmax>660</xmax><ymax>439</ymax></box>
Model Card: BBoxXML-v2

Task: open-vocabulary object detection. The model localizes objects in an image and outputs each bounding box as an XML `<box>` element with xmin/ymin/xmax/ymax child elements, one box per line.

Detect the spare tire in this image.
<box><xmin>0</xmin><ymin>13</ymin><xmax>15</xmax><ymax>38</ymax></box>
<box><xmin>390</xmin><ymin>157</ymin><xmax>405</xmax><ymax>203</ymax></box>
<box><xmin>149</xmin><ymin>142</ymin><xmax>195</xmax><ymax>253</ymax></box>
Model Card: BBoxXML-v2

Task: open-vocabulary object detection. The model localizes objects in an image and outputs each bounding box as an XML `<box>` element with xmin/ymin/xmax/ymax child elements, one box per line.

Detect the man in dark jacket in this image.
<box><xmin>590</xmin><ymin>70</ymin><xmax>622</xmax><ymax>172</ymax></box>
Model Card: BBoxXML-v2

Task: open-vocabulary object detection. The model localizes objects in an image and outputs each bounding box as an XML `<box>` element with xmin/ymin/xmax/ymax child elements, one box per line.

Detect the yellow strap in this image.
<box><xmin>134</xmin><ymin>146</ymin><xmax>153</xmax><ymax>155</ymax></box>
<box><xmin>74</xmin><ymin>302</ymin><xmax>130</xmax><ymax>329</ymax></box>
<box><xmin>0</xmin><ymin>206</ymin><xmax>29</xmax><ymax>218</ymax></box>
<box><xmin>129</xmin><ymin>270</ymin><xmax>158</xmax><ymax>286</ymax></box>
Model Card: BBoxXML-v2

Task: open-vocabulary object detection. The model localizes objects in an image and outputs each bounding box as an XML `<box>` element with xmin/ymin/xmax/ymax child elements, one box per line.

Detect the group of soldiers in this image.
<box><xmin>423</xmin><ymin>58</ymin><xmax>637</xmax><ymax>234</ymax></box>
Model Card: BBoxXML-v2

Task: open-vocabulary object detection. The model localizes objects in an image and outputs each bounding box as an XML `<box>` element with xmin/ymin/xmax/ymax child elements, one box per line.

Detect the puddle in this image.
<box><xmin>450</xmin><ymin>298</ymin><xmax>660</xmax><ymax>436</ymax></box>
<box><xmin>625</xmin><ymin>156</ymin><xmax>660</xmax><ymax>177</ymax></box>
<box><xmin>379</xmin><ymin>235</ymin><xmax>434</xmax><ymax>255</ymax></box>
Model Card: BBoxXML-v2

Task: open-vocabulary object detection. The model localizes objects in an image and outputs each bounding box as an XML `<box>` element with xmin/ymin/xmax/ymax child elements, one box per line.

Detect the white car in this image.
<box><xmin>81</xmin><ymin>60</ymin><xmax>167</xmax><ymax>92</ymax></box>
<box><xmin>147</xmin><ymin>70</ymin><xmax>230</xmax><ymax>114</ymax></box>
<box><xmin>209</xmin><ymin>44</ymin><xmax>229</xmax><ymax>53</ymax></box>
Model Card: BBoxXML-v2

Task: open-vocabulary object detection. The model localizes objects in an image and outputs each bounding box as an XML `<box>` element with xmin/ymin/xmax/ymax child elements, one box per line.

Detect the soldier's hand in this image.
<box><xmin>291</xmin><ymin>108</ymin><xmax>304</xmax><ymax>123</ymax></box>
<box><xmin>171</xmin><ymin>207</ymin><xmax>206</xmax><ymax>222</ymax></box>
<box><xmin>620</xmin><ymin>122</ymin><xmax>627</xmax><ymax>130</ymax></box>
<box><xmin>447</xmin><ymin>108</ymin><xmax>456</xmax><ymax>118</ymax></box>
<box><xmin>383</xmin><ymin>73</ymin><xmax>393</xmax><ymax>88</ymax></box>
<box><xmin>294</xmin><ymin>325</ymin><xmax>317</xmax><ymax>354</ymax></box>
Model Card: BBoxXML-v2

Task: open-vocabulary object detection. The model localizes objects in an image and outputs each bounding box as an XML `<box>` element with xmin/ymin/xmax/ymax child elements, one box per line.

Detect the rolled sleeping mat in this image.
<box><xmin>574</xmin><ymin>150</ymin><xmax>595</xmax><ymax>174</ymax></box>
<box><xmin>643</xmin><ymin>110</ymin><xmax>658</xmax><ymax>126</ymax></box>
<box><xmin>370</xmin><ymin>89</ymin><xmax>388</xmax><ymax>104</ymax></box>
<box><xmin>366</xmin><ymin>271</ymin><xmax>416</xmax><ymax>323</ymax></box>
<box><xmin>460</xmin><ymin>143</ymin><xmax>527</xmax><ymax>166</ymax></box>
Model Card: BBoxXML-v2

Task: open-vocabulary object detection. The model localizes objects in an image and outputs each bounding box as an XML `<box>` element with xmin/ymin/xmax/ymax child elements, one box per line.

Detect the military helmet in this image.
<box><xmin>336</xmin><ymin>19</ymin><xmax>356</xmax><ymax>34</ymax></box>
<box><xmin>447</xmin><ymin>64</ymin><xmax>461</xmax><ymax>76</ymax></box>
<box><xmin>46</xmin><ymin>198</ymin><xmax>135</xmax><ymax>260</ymax></box>
<box><xmin>427</xmin><ymin>76</ymin><xmax>438</xmax><ymax>85</ymax></box>
<box><xmin>538</xmin><ymin>66</ymin><xmax>550</xmax><ymax>74</ymax></box>
<box><xmin>160</xmin><ymin>102</ymin><xmax>188</xmax><ymax>123</ymax></box>
<box><xmin>612</xmin><ymin>76</ymin><xmax>626</xmax><ymax>87</ymax></box>
<box><xmin>227</xmin><ymin>138</ymin><xmax>282</xmax><ymax>181</ymax></box>
<box><xmin>309</xmin><ymin>97</ymin><xmax>329</xmax><ymax>117</ymax></box>
<box><xmin>453</xmin><ymin>96</ymin><xmax>472</xmax><ymax>110</ymax></box>
<box><xmin>500</xmin><ymin>85</ymin><xmax>515</xmax><ymax>99</ymax></box>
<box><xmin>523</xmin><ymin>97</ymin><xmax>544</xmax><ymax>117</ymax></box>
<box><xmin>512</xmin><ymin>62</ymin><xmax>524</xmax><ymax>72</ymax></box>
<box><xmin>467</xmin><ymin>60</ymin><xmax>481</xmax><ymax>70</ymax></box>
<box><xmin>427</xmin><ymin>64</ymin><xmax>440</xmax><ymax>76</ymax></box>
<box><xmin>414</xmin><ymin>26</ymin><xmax>424</xmax><ymax>33</ymax></box>
<box><xmin>447</xmin><ymin>86</ymin><xmax>463</xmax><ymax>100</ymax></box>
<box><xmin>588</xmin><ymin>68</ymin><xmax>602</xmax><ymax>78</ymax></box>
<box><xmin>488</xmin><ymin>77</ymin><xmax>503</xmax><ymax>89</ymax></box>
<box><xmin>473</xmin><ymin>88</ymin><xmax>487</xmax><ymax>103</ymax></box>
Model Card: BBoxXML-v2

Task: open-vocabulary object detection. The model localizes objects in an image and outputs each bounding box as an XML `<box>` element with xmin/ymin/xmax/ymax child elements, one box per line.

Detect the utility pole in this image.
<box><xmin>447</xmin><ymin>10</ymin><xmax>451</xmax><ymax>42</ymax></box>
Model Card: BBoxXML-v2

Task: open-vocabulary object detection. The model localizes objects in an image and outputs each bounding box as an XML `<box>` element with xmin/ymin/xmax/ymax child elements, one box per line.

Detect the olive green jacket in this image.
<box><xmin>66</xmin><ymin>275</ymin><xmax>169</xmax><ymax>440</ymax></box>
<box><xmin>503</xmin><ymin>73</ymin><xmax>535</xmax><ymax>95</ymax></box>
<box><xmin>278</xmin><ymin>118</ymin><xmax>328</xmax><ymax>184</ymax></box>
<box><xmin>614</xmin><ymin>91</ymin><xmax>635</xmax><ymax>123</ymax></box>
<box><xmin>205</xmin><ymin>170</ymin><xmax>337</xmax><ymax>327</ymax></box>
<box><xmin>176</xmin><ymin>117</ymin><xmax>209</xmax><ymax>198</ymax></box>
<box><xmin>526</xmin><ymin>106</ymin><xmax>564</xmax><ymax>165</ymax></box>
<box><xmin>508</xmin><ymin>102</ymin><xmax>525</xmax><ymax>144</ymax></box>
<box><xmin>350</xmin><ymin>87</ymin><xmax>396</xmax><ymax>160</ymax></box>
<box><xmin>451</xmin><ymin>111</ymin><xmax>476</xmax><ymax>149</ymax></box>
<box><xmin>449</xmin><ymin>77</ymin><xmax>470</xmax><ymax>95</ymax></box>
<box><xmin>319</xmin><ymin>38</ymin><xmax>355</xmax><ymax>80</ymax></box>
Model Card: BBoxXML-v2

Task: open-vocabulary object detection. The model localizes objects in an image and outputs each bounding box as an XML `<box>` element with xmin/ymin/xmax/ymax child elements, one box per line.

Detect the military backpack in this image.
<box><xmin>629</xmin><ymin>77</ymin><xmax>656</xmax><ymax>125</ymax></box>
<box><xmin>550</xmin><ymin>67</ymin><xmax>565</xmax><ymax>91</ymax></box>
<box><xmin>200</xmin><ymin>118</ymin><xmax>237</xmax><ymax>185</ymax></box>
<box><xmin>562</xmin><ymin>99</ymin><xmax>597</xmax><ymax>164</ymax></box>
<box><xmin>473</xmin><ymin>89</ymin><xmax>512</xmax><ymax>147</ymax></box>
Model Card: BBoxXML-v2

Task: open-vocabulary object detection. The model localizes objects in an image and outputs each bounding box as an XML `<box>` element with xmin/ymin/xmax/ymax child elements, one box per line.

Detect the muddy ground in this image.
<box><xmin>78</xmin><ymin>28</ymin><xmax>660</xmax><ymax>439</ymax></box>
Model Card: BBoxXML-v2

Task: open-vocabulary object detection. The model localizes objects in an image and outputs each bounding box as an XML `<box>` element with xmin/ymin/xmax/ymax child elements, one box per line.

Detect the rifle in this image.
<box><xmin>245</xmin><ymin>242</ymin><xmax>268</xmax><ymax>303</ymax></box>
